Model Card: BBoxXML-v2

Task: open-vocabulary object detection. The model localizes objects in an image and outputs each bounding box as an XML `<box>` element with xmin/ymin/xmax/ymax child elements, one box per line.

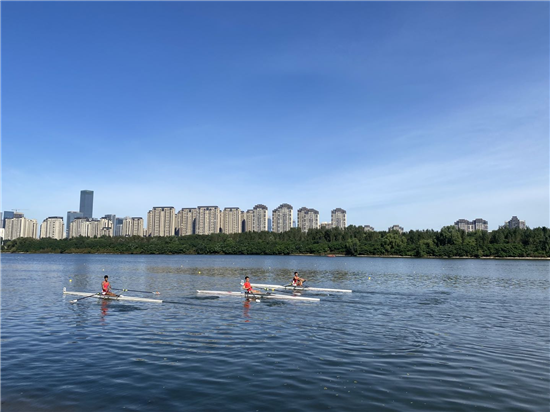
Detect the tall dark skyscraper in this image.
<box><xmin>79</xmin><ymin>190</ymin><xmax>94</xmax><ymax>219</ymax></box>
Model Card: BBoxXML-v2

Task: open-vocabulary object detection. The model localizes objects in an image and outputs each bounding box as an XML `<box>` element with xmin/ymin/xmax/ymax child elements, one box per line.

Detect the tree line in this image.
<box><xmin>2</xmin><ymin>226</ymin><xmax>549</xmax><ymax>258</ymax></box>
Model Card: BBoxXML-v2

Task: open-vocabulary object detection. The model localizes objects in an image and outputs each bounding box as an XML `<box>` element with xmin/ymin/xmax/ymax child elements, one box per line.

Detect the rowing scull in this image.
<box><xmin>63</xmin><ymin>288</ymin><xmax>163</xmax><ymax>303</ymax></box>
<box><xmin>197</xmin><ymin>290</ymin><xmax>320</xmax><ymax>302</ymax></box>
<box><xmin>251</xmin><ymin>284</ymin><xmax>352</xmax><ymax>293</ymax></box>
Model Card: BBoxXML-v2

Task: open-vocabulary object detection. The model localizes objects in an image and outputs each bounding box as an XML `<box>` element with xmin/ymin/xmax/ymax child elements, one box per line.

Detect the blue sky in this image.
<box><xmin>2</xmin><ymin>2</ymin><xmax>548</xmax><ymax>230</ymax></box>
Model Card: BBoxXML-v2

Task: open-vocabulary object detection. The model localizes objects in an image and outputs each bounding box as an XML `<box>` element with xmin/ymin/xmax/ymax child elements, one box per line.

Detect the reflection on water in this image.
<box><xmin>1</xmin><ymin>254</ymin><xmax>549</xmax><ymax>412</ymax></box>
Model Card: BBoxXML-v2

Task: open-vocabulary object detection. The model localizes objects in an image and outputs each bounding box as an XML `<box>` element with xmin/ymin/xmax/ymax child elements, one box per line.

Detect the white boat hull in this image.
<box><xmin>251</xmin><ymin>283</ymin><xmax>352</xmax><ymax>293</ymax></box>
<box><xmin>197</xmin><ymin>290</ymin><xmax>320</xmax><ymax>302</ymax></box>
<box><xmin>63</xmin><ymin>288</ymin><xmax>162</xmax><ymax>303</ymax></box>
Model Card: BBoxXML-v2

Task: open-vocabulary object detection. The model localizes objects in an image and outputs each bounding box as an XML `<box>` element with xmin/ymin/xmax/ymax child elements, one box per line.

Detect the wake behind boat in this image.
<box><xmin>196</xmin><ymin>290</ymin><xmax>320</xmax><ymax>302</ymax></box>
<box><xmin>63</xmin><ymin>288</ymin><xmax>163</xmax><ymax>303</ymax></box>
<box><xmin>251</xmin><ymin>283</ymin><xmax>352</xmax><ymax>293</ymax></box>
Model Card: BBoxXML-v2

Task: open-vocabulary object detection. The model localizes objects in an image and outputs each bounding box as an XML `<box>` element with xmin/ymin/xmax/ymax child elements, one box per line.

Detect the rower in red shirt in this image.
<box><xmin>243</xmin><ymin>276</ymin><xmax>260</xmax><ymax>295</ymax></box>
<box><xmin>102</xmin><ymin>275</ymin><xmax>118</xmax><ymax>297</ymax></box>
<box><xmin>291</xmin><ymin>272</ymin><xmax>306</xmax><ymax>287</ymax></box>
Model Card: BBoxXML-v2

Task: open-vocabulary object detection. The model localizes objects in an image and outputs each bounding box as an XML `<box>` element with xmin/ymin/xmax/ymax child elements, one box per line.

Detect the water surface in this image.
<box><xmin>2</xmin><ymin>254</ymin><xmax>548</xmax><ymax>411</ymax></box>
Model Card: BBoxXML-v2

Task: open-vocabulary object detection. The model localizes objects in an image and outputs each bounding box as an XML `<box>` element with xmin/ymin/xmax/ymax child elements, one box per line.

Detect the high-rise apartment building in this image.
<box><xmin>253</xmin><ymin>204</ymin><xmax>268</xmax><ymax>232</ymax></box>
<box><xmin>69</xmin><ymin>217</ymin><xmax>99</xmax><ymax>238</ymax></box>
<box><xmin>176</xmin><ymin>208</ymin><xmax>197</xmax><ymax>236</ymax></box>
<box><xmin>363</xmin><ymin>225</ymin><xmax>375</xmax><ymax>232</ymax></box>
<box><xmin>103</xmin><ymin>214</ymin><xmax>116</xmax><ymax>233</ymax></box>
<box><xmin>221</xmin><ymin>207</ymin><xmax>241</xmax><ymax>234</ymax></box>
<box><xmin>331</xmin><ymin>208</ymin><xmax>347</xmax><ymax>229</ymax></box>
<box><xmin>297</xmin><ymin>207</ymin><xmax>320</xmax><ymax>232</ymax></box>
<box><xmin>502</xmin><ymin>216</ymin><xmax>526</xmax><ymax>229</ymax></box>
<box><xmin>122</xmin><ymin>217</ymin><xmax>133</xmax><ymax>237</ymax></box>
<box><xmin>454</xmin><ymin>218</ymin><xmax>488</xmax><ymax>232</ymax></box>
<box><xmin>272</xmin><ymin>203</ymin><xmax>293</xmax><ymax>233</ymax></box>
<box><xmin>147</xmin><ymin>207</ymin><xmax>175</xmax><ymax>237</ymax></box>
<box><xmin>454</xmin><ymin>219</ymin><xmax>473</xmax><ymax>232</ymax></box>
<box><xmin>99</xmin><ymin>217</ymin><xmax>114</xmax><ymax>237</ymax></box>
<box><xmin>66</xmin><ymin>211</ymin><xmax>83</xmax><ymax>238</ymax></box>
<box><xmin>196</xmin><ymin>206</ymin><xmax>220</xmax><ymax>235</ymax></box>
<box><xmin>472</xmin><ymin>218</ymin><xmax>488</xmax><ymax>231</ymax></box>
<box><xmin>388</xmin><ymin>225</ymin><xmax>404</xmax><ymax>234</ymax></box>
<box><xmin>40</xmin><ymin>217</ymin><xmax>65</xmax><ymax>239</ymax></box>
<box><xmin>4</xmin><ymin>216</ymin><xmax>38</xmax><ymax>240</ymax></box>
<box><xmin>243</xmin><ymin>209</ymin><xmax>254</xmax><ymax>232</ymax></box>
<box><xmin>79</xmin><ymin>190</ymin><xmax>94</xmax><ymax>219</ymax></box>
<box><xmin>121</xmin><ymin>217</ymin><xmax>143</xmax><ymax>237</ymax></box>
<box><xmin>132</xmin><ymin>217</ymin><xmax>144</xmax><ymax>236</ymax></box>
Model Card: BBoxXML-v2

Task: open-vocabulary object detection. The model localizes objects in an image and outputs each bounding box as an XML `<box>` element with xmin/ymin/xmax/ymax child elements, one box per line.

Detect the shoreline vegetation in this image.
<box><xmin>2</xmin><ymin>226</ymin><xmax>549</xmax><ymax>259</ymax></box>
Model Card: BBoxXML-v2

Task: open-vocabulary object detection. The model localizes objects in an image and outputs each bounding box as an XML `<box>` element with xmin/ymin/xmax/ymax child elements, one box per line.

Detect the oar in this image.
<box><xmin>70</xmin><ymin>293</ymin><xmax>99</xmax><ymax>304</ymax></box>
<box><xmin>112</xmin><ymin>288</ymin><xmax>160</xmax><ymax>295</ymax></box>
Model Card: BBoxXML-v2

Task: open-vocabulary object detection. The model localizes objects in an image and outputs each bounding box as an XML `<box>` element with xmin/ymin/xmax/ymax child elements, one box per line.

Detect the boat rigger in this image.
<box><xmin>196</xmin><ymin>290</ymin><xmax>320</xmax><ymax>302</ymax></box>
<box><xmin>251</xmin><ymin>283</ymin><xmax>352</xmax><ymax>293</ymax></box>
<box><xmin>63</xmin><ymin>288</ymin><xmax>163</xmax><ymax>303</ymax></box>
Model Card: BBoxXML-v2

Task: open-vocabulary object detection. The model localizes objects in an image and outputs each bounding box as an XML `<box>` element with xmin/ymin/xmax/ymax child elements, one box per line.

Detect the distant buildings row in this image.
<box><xmin>0</xmin><ymin>205</ymin><xmax>349</xmax><ymax>241</ymax></box>
<box><xmin>453</xmin><ymin>216</ymin><xmax>526</xmax><ymax>232</ymax></box>
<box><xmin>1</xmin><ymin>210</ymin><xmax>528</xmax><ymax>242</ymax></box>
<box><xmin>0</xmin><ymin>190</ymin><xmax>527</xmax><ymax>242</ymax></box>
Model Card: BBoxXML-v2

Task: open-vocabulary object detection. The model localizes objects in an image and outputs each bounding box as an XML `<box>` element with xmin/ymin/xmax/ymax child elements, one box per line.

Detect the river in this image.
<box><xmin>1</xmin><ymin>254</ymin><xmax>548</xmax><ymax>411</ymax></box>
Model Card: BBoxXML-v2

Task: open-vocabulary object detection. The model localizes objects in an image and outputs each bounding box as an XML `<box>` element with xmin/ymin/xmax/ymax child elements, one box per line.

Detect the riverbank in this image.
<box><xmin>2</xmin><ymin>250</ymin><xmax>549</xmax><ymax>260</ymax></box>
<box><xmin>3</xmin><ymin>226</ymin><xmax>549</xmax><ymax>259</ymax></box>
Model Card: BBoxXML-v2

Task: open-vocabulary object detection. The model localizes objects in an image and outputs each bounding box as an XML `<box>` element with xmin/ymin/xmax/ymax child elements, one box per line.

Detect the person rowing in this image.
<box><xmin>291</xmin><ymin>272</ymin><xmax>306</xmax><ymax>287</ymax></box>
<box><xmin>242</xmin><ymin>276</ymin><xmax>261</xmax><ymax>296</ymax></box>
<box><xmin>102</xmin><ymin>275</ymin><xmax>119</xmax><ymax>297</ymax></box>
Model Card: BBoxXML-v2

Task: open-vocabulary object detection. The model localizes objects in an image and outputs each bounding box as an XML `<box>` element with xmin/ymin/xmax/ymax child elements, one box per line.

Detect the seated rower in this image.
<box><xmin>243</xmin><ymin>276</ymin><xmax>261</xmax><ymax>295</ymax></box>
<box><xmin>102</xmin><ymin>275</ymin><xmax>118</xmax><ymax>297</ymax></box>
<box><xmin>291</xmin><ymin>272</ymin><xmax>306</xmax><ymax>287</ymax></box>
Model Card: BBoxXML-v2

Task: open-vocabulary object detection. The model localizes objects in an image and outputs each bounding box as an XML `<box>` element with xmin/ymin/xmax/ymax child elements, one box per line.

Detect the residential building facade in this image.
<box><xmin>4</xmin><ymin>216</ymin><xmax>38</xmax><ymax>240</ymax></box>
<box><xmin>196</xmin><ymin>206</ymin><xmax>220</xmax><ymax>235</ymax></box>
<box><xmin>272</xmin><ymin>203</ymin><xmax>293</xmax><ymax>233</ymax></box>
<box><xmin>147</xmin><ymin>207</ymin><xmax>176</xmax><ymax>237</ymax></box>
<box><xmin>66</xmin><ymin>211</ymin><xmax>83</xmax><ymax>238</ymax></box>
<box><xmin>221</xmin><ymin>207</ymin><xmax>241</xmax><ymax>234</ymax></box>
<box><xmin>331</xmin><ymin>208</ymin><xmax>347</xmax><ymax>229</ymax></box>
<box><xmin>388</xmin><ymin>225</ymin><xmax>404</xmax><ymax>234</ymax></box>
<box><xmin>454</xmin><ymin>218</ymin><xmax>489</xmax><ymax>232</ymax></box>
<box><xmin>176</xmin><ymin>208</ymin><xmax>197</xmax><ymax>236</ymax></box>
<box><xmin>253</xmin><ymin>204</ymin><xmax>268</xmax><ymax>232</ymax></box>
<box><xmin>40</xmin><ymin>217</ymin><xmax>65</xmax><ymax>240</ymax></box>
<box><xmin>297</xmin><ymin>207</ymin><xmax>320</xmax><ymax>232</ymax></box>
<box><xmin>503</xmin><ymin>216</ymin><xmax>526</xmax><ymax>229</ymax></box>
<box><xmin>243</xmin><ymin>209</ymin><xmax>254</xmax><ymax>232</ymax></box>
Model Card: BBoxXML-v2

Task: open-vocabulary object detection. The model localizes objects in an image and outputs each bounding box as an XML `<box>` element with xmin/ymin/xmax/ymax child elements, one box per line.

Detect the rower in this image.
<box><xmin>291</xmin><ymin>272</ymin><xmax>306</xmax><ymax>287</ymax></box>
<box><xmin>102</xmin><ymin>275</ymin><xmax>118</xmax><ymax>297</ymax></box>
<box><xmin>242</xmin><ymin>276</ymin><xmax>261</xmax><ymax>296</ymax></box>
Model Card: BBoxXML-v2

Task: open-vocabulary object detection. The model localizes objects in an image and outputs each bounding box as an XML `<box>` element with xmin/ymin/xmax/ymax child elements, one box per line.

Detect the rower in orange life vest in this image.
<box><xmin>291</xmin><ymin>272</ymin><xmax>306</xmax><ymax>287</ymax></box>
<box><xmin>242</xmin><ymin>276</ymin><xmax>261</xmax><ymax>295</ymax></box>
<box><xmin>102</xmin><ymin>275</ymin><xmax>118</xmax><ymax>297</ymax></box>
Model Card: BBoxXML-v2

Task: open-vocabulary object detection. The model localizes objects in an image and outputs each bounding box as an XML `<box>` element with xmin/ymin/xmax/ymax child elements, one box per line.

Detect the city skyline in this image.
<box><xmin>2</xmin><ymin>2</ymin><xmax>548</xmax><ymax>231</ymax></box>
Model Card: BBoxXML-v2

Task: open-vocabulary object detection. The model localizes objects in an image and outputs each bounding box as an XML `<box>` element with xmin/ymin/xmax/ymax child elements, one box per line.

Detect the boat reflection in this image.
<box><xmin>100</xmin><ymin>300</ymin><xmax>110</xmax><ymax>323</ymax></box>
<box><xmin>243</xmin><ymin>300</ymin><xmax>251</xmax><ymax>321</ymax></box>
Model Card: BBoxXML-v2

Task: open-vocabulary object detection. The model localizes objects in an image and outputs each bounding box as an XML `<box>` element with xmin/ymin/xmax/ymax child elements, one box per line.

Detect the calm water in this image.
<box><xmin>1</xmin><ymin>254</ymin><xmax>549</xmax><ymax>411</ymax></box>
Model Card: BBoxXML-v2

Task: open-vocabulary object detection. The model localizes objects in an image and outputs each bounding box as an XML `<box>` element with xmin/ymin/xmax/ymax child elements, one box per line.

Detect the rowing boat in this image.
<box><xmin>63</xmin><ymin>288</ymin><xmax>163</xmax><ymax>303</ymax></box>
<box><xmin>251</xmin><ymin>283</ymin><xmax>352</xmax><ymax>293</ymax></box>
<box><xmin>196</xmin><ymin>290</ymin><xmax>320</xmax><ymax>302</ymax></box>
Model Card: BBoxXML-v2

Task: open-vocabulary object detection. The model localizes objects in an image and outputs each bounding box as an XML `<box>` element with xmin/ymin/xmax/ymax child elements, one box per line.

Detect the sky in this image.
<box><xmin>1</xmin><ymin>1</ymin><xmax>548</xmax><ymax>231</ymax></box>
